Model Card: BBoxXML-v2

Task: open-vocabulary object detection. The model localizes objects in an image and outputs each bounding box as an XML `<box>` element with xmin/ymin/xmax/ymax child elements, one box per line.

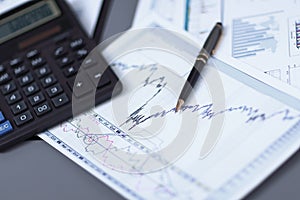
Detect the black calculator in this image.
<box><xmin>0</xmin><ymin>0</ymin><xmax>122</xmax><ymax>150</ymax></box>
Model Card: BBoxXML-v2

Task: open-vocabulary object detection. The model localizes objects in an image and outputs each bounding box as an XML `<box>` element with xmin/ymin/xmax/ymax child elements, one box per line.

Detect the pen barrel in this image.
<box><xmin>203</xmin><ymin>22</ymin><xmax>223</xmax><ymax>55</ymax></box>
<box><xmin>178</xmin><ymin>22</ymin><xmax>222</xmax><ymax>102</ymax></box>
<box><xmin>179</xmin><ymin>59</ymin><xmax>205</xmax><ymax>100</ymax></box>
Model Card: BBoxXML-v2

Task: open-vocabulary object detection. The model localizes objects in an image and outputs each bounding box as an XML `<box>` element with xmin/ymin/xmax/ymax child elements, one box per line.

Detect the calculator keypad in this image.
<box><xmin>0</xmin><ymin>37</ymin><xmax>91</xmax><ymax>128</ymax></box>
<box><xmin>0</xmin><ymin>32</ymin><xmax>118</xmax><ymax>150</ymax></box>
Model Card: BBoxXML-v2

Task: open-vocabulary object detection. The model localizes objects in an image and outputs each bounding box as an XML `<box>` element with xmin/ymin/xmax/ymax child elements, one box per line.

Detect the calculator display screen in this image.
<box><xmin>0</xmin><ymin>0</ymin><xmax>61</xmax><ymax>44</ymax></box>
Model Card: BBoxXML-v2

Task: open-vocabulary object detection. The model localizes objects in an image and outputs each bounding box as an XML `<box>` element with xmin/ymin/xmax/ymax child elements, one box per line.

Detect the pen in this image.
<box><xmin>175</xmin><ymin>22</ymin><xmax>223</xmax><ymax>112</ymax></box>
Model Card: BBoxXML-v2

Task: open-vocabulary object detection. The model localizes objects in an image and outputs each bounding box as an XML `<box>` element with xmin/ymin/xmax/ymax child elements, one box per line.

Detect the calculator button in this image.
<box><xmin>54</xmin><ymin>46</ymin><xmax>67</xmax><ymax>58</ymax></box>
<box><xmin>41</xmin><ymin>75</ymin><xmax>57</xmax><ymax>88</ymax></box>
<box><xmin>28</xmin><ymin>92</ymin><xmax>45</xmax><ymax>106</ymax></box>
<box><xmin>70</xmin><ymin>38</ymin><xmax>84</xmax><ymax>50</ymax></box>
<box><xmin>13</xmin><ymin>111</ymin><xmax>33</xmax><ymax>126</ymax></box>
<box><xmin>1</xmin><ymin>81</ymin><xmax>17</xmax><ymax>95</ymax></box>
<box><xmin>34</xmin><ymin>102</ymin><xmax>52</xmax><ymax>116</ymax></box>
<box><xmin>35</xmin><ymin>65</ymin><xmax>51</xmax><ymax>78</ymax></box>
<box><xmin>68</xmin><ymin>74</ymin><xmax>93</xmax><ymax>98</ymax></box>
<box><xmin>0</xmin><ymin>72</ymin><xmax>11</xmax><ymax>85</ymax></box>
<box><xmin>58</xmin><ymin>56</ymin><xmax>74</xmax><ymax>68</ymax></box>
<box><xmin>13</xmin><ymin>65</ymin><xmax>29</xmax><ymax>77</ymax></box>
<box><xmin>82</xmin><ymin>57</ymin><xmax>97</xmax><ymax>69</ymax></box>
<box><xmin>5</xmin><ymin>91</ymin><xmax>22</xmax><ymax>105</ymax></box>
<box><xmin>76</xmin><ymin>49</ymin><xmax>88</xmax><ymax>59</ymax></box>
<box><xmin>0</xmin><ymin>120</ymin><xmax>13</xmax><ymax>136</ymax></box>
<box><xmin>63</xmin><ymin>65</ymin><xmax>78</xmax><ymax>77</ymax></box>
<box><xmin>31</xmin><ymin>57</ymin><xmax>46</xmax><ymax>68</ymax></box>
<box><xmin>87</xmin><ymin>67</ymin><xmax>110</xmax><ymax>88</ymax></box>
<box><xmin>11</xmin><ymin>101</ymin><xmax>27</xmax><ymax>115</ymax></box>
<box><xmin>18</xmin><ymin>73</ymin><xmax>34</xmax><ymax>86</ymax></box>
<box><xmin>23</xmin><ymin>82</ymin><xmax>40</xmax><ymax>96</ymax></box>
<box><xmin>0</xmin><ymin>64</ymin><xmax>5</xmax><ymax>73</ymax></box>
<box><xmin>26</xmin><ymin>49</ymin><xmax>39</xmax><ymax>59</ymax></box>
<box><xmin>51</xmin><ymin>93</ymin><xmax>69</xmax><ymax>108</ymax></box>
<box><xmin>9</xmin><ymin>57</ymin><xmax>23</xmax><ymax>67</ymax></box>
<box><xmin>0</xmin><ymin>111</ymin><xmax>5</xmax><ymax>122</ymax></box>
<box><xmin>46</xmin><ymin>83</ymin><xmax>63</xmax><ymax>97</ymax></box>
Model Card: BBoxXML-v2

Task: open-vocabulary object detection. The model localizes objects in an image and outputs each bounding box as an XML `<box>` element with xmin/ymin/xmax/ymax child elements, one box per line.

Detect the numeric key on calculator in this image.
<box><xmin>1</xmin><ymin>81</ymin><xmax>16</xmax><ymax>95</ymax></box>
<box><xmin>23</xmin><ymin>82</ymin><xmax>40</xmax><ymax>96</ymax></box>
<box><xmin>28</xmin><ymin>92</ymin><xmax>45</xmax><ymax>106</ymax></box>
<box><xmin>11</xmin><ymin>101</ymin><xmax>27</xmax><ymax>115</ymax></box>
<box><xmin>41</xmin><ymin>75</ymin><xmax>57</xmax><ymax>88</ymax></box>
<box><xmin>18</xmin><ymin>73</ymin><xmax>34</xmax><ymax>86</ymax></box>
<box><xmin>35</xmin><ymin>65</ymin><xmax>51</xmax><ymax>78</ymax></box>
<box><xmin>13</xmin><ymin>111</ymin><xmax>33</xmax><ymax>126</ymax></box>
<box><xmin>34</xmin><ymin>102</ymin><xmax>52</xmax><ymax>116</ymax></box>
<box><xmin>46</xmin><ymin>83</ymin><xmax>63</xmax><ymax>97</ymax></box>
<box><xmin>5</xmin><ymin>91</ymin><xmax>22</xmax><ymax>105</ymax></box>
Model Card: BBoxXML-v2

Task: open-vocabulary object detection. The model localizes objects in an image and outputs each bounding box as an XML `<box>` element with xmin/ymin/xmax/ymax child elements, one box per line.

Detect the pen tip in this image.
<box><xmin>175</xmin><ymin>99</ymin><xmax>184</xmax><ymax>113</ymax></box>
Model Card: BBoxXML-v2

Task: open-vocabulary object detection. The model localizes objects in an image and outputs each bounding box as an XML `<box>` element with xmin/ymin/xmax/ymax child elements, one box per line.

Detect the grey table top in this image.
<box><xmin>0</xmin><ymin>1</ymin><xmax>299</xmax><ymax>199</ymax></box>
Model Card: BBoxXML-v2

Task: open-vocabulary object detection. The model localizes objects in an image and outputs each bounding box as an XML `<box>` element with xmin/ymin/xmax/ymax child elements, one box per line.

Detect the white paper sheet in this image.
<box><xmin>215</xmin><ymin>0</ymin><xmax>300</xmax><ymax>90</ymax></box>
<box><xmin>39</xmin><ymin>29</ymin><xmax>300</xmax><ymax>199</ymax></box>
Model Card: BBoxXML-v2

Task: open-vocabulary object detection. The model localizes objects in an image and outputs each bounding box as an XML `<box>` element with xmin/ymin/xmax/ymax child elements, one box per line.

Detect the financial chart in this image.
<box><xmin>221</xmin><ymin>0</ymin><xmax>300</xmax><ymax>89</ymax></box>
<box><xmin>231</xmin><ymin>11</ymin><xmax>281</xmax><ymax>59</ymax></box>
<box><xmin>40</xmin><ymin>29</ymin><xmax>300</xmax><ymax>199</ymax></box>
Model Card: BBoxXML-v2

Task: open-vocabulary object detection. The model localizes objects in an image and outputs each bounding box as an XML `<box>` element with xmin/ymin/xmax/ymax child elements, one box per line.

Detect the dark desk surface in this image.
<box><xmin>0</xmin><ymin>1</ymin><xmax>299</xmax><ymax>199</ymax></box>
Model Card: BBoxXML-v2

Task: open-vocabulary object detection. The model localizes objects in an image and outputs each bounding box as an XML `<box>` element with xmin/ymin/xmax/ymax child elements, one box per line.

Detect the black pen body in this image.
<box><xmin>179</xmin><ymin>54</ymin><xmax>206</xmax><ymax>101</ymax></box>
<box><xmin>176</xmin><ymin>22</ymin><xmax>223</xmax><ymax>111</ymax></box>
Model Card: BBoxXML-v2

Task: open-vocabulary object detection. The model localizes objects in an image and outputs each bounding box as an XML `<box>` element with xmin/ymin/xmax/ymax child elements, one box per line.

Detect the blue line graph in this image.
<box><xmin>232</xmin><ymin>11</ymin><xmax>282</xmax><ymax>58</ymax></box>
<box><xmin>41</xmin><ymin>57</ymin><xmax>300</xmax><ymax>199</ymax></box>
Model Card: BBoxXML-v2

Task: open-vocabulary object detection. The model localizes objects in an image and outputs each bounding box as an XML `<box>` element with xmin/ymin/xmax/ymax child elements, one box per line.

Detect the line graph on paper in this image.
<box><xmin>44</xmin><ymin>47</ymin><xmax>300</xmax><ymax>199</ymax></box>
<box><xmin>63</xmin><ymin>56</ymin><xmax>300</xmax><ymax>172</ymax></box>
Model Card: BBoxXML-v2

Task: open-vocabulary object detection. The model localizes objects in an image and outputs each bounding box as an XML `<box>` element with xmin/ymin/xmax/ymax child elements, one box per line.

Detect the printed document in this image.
<box><xmin>40</xmin><ymin>29</ymin><xmax>300</xmax><ymax>200</ymax></box>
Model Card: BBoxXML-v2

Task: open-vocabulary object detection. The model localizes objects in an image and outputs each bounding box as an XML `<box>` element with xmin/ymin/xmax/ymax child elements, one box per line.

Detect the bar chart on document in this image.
<box><xmin>223</xmin><ymin>0</ymin><xmax>300</xmax><ymax>89</ymax></box>
<box><xmin>231</xmin><ymin>12</ymin><xmax>280</xmax><ymax>59</ymax></box>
